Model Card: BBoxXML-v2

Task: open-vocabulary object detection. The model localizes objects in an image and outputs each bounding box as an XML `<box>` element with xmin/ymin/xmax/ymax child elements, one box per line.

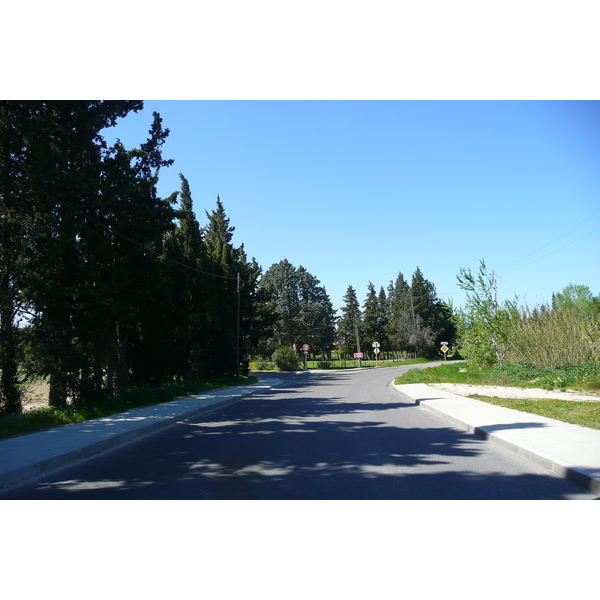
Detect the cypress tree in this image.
<box><xmin>337</xmin><ymin>285</ymin><xmax>362</xmax><ymax>356</ymax></box>
<box><xmin>362</xmin><ymin>282</ymin><xmax>380</xmax><ymax>355</ymax></box>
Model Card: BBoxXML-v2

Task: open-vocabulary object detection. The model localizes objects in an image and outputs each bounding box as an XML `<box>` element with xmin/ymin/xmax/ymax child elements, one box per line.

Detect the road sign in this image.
<box><xmin>354</xmin><ymin>353</ymin><xmax>363</xmax><ymax>359</ymax></box>
<box><xmin>374</xmin><ymin>348</ymin><xmax>380</xmax><ymax>354</ymax></box>
<box><xmin>372</xmin><ymin>341</ymin><xmax>380</xmax><ymax>348</ymax></box>
<box><xmin>302</xmin><ymin>344</ymin><xmax>310</xmax><ymax>352</ymax></box>
<box><xmin>441</xmin><ymin>345</ymin><xmax>448</xmax><ymax>353</ymax></box>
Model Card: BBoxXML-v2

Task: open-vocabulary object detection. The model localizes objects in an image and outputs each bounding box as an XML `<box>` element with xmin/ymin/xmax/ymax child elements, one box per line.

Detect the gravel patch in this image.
<box><xmin>429</xmin><ymin>383</ymin><xmax>600</xmax><ymax>402</ymax></box>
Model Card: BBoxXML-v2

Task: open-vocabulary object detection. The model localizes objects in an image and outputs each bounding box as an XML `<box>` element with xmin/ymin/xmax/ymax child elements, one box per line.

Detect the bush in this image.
<box><xmin>505</xmin><ymin>304</ymin><xmax>599</xmax><ymax>368</ymax></box>
<box><xmin>317</xmin><ymin>360</ymin><xmax>332</xmax><ymax>369</ymax></box>
<box><xmin>272</xmin><ymin>347</ymin><xmax>300</xmax><ymax>371</ymax></box>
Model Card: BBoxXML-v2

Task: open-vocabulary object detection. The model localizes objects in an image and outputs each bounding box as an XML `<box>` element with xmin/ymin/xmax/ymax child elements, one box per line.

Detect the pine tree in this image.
<box><xmin>362</xmin><ymin>282</ymin><xmax>380</xmax><ymax>356</ymax></box>
<box><xmin>377</xmin><ymin>286</ymin><xmax>390</xmax><ymax>352</ymax></box>
<box><xmin>337</xmin><ymin>285</ymin><xmax>362</xmax><ymax>356</ymax></box>
<box><xmin>387</xmin><ymin>271</ymin><xmax>410</xmax><ymax>354</ymax></box>
<box><xmin>204</xmin><ymin>196</ymin><xmax>250</xmax><ymax>374</ymax></box>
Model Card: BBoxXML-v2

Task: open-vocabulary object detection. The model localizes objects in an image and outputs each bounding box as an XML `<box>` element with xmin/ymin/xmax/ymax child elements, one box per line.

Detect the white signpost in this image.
<box><xmin>372</xmin><ymin>341</ymin><xmax>380</xmax><ymax>366</ymax></box>
<box><xmin>440</xmin><ymin>341</ymin><xmax>449</xmax><ymax>362</ymax></box>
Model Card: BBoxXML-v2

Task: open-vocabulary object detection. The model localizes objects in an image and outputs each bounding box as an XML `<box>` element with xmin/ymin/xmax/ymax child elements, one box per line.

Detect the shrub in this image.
<box><xmin>505</xmin><ymin>304</ymin><xmax>600</xmax><ymax>368</ymax></box>
<box><xmin>272</xmin><ymin>347</ymin><xmax>300</xmax><ymax>371</ymax></box>
<box><xmin>317</xmin><ymin>360</ymin><xmax>332</xmax><ymax>369</ymax></box>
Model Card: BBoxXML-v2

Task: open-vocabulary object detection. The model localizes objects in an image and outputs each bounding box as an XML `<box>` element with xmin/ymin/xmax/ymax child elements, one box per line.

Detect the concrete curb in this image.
<box><xmin>0</xmin><ymin>379</ymin><xmax>283</xmax><ymax>490</ymax></box>
<box><xmin>393</xmin><ymin>383</ymin><xmax>600</xmax><ymax>495</ymax></box>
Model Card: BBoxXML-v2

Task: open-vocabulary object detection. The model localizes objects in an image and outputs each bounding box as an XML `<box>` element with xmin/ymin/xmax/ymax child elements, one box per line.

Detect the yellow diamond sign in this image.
<box><xmin>441</xmin><ymin>345</ymin><xmax>449</xmax><ymax>353</ymax></box>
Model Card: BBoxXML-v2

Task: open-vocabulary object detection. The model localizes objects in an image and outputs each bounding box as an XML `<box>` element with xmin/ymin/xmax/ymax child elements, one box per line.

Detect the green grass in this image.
<box><xmin>469</xmin><ymin>395</ymin><xmax>600</xmax><ymax>430</ymax></box>
<box><xmin>0</xmin><ymin>375</ymin><xmax>258</xmax><ymax>441</ymax></box>
<box><xmin>394</xmin><ymin>361</ymin><xmax>600</xmax><ymax>429</ymax></box>
<box><xmin>394</xmin><ymin>361</ymin><xmax>600</xmax><ymax>392</ymax></box>
<box><xmin>250</xmin><ymin>357</ymin><xmax>432</xmax><ymax>371</ymax></box>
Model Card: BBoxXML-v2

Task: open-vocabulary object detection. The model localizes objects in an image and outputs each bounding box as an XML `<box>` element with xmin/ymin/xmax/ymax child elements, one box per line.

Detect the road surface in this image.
<box><xmin>1</xmin><ymin>366</ymin><xmax>596</xmax><ymax>499</ymax></box>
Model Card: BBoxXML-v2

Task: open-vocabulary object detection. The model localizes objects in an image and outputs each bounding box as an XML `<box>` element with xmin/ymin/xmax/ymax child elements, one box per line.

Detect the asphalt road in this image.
<box><xmin>1</xmin><ymin>365</ymin><xmax>597</xmax><ymax>499</ymax></box>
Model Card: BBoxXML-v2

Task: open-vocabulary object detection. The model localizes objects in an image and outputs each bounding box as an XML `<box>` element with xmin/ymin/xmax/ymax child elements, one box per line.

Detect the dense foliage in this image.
<box><xmin>455</xmin><ymin>260</ymin><xmax>600</xmax><ymax>369</ymax></box>
<box><xmin>258</xmin><ymin>259</ymin><xmax>336</xmax><ymax>357</ymax></box>
<box><xmin>337</xmin><ymin>268</ymin><xmax>456</xmax><ymax>360</ymax></box>
<box><xmin>0</xmin><ymin>101</ymin><xmax>264</xmax><ymax>413</ymax></box>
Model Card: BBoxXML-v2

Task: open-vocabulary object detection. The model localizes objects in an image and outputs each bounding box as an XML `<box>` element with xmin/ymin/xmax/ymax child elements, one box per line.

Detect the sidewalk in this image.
<box><xmin>394</xmin><ymin>382</ymin><xmax>600</xmax><ymax>494</ymax></box>
<box><xmin>0</xmin><ymin>378</ymin><xmax>283</xmax><ymax>490</ymax></box>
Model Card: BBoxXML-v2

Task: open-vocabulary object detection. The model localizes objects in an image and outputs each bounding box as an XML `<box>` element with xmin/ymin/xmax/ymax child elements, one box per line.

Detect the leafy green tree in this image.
<box><xmin>554</xmin><ymin>284</ymin><xmax>595</xmax><ymax>314</ymax></box>
<box><xmin>260</xmin><ymin>260</ymin><xmax>336</xmax><ymax>356</ymax></box>
<box><xmin>456</xmin><ymin>260</ymin><xmax>517</xmax><ymax>366</ymax></box>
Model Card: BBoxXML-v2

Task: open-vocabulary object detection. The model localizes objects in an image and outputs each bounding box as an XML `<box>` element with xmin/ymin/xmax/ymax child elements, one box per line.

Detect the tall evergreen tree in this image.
<box><xmin>163</xmin><ymin>173</ymin><xmax>218</xmax><ymax>379</ymax></box>
<box><xmin>386</xmin><ymin>271</ymin><xmax>410</xmax><ymax>353</ymax></box>
<box><xmin>362</xmin><ymin>282</ymin><xmax>380</xmax><ymax>355</ymax></box>
<box><xmin>337</xmin><ymin>285</ymin><xmax>362</xmax><ymax>356</ymax></box>
<box><xmin>5</xmin><ymin>101</ymin><xmax>144</xmax><ymax>405</ymax></box>
<box><xmin>377</xmin><ymin>286</ymin><xmax>390</xmax><ymax>352</ymax></box>
<box><xmin>204</xmin><ymin>195</ymin><xmax>258</xmax><ymax>374</ymax></box>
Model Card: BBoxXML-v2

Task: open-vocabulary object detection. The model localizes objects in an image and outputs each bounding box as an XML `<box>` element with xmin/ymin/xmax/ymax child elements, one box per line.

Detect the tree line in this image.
<box><xmin>337</xmin><ymin>268</ymin><xmax>456</xmax><ymax>360</ymax></box>
<box><xmin>0</xmin><ymin>101</ymin><xmax>456</xmax><ymax>414</ymax></box>
<box><xmin>0</xmin><ymin>101</ymin><xmax>272</xmax><ymax>413</ymax></box>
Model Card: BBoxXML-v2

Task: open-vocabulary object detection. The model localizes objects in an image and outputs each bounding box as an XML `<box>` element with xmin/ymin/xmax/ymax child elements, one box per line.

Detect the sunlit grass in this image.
<box><xmin>394</xmin><ymin>361</ymin><xmax>600</xmax><ymax>392</ymax></box>
<box><xmin>0</xmin><ymin>375</ymin><xmax>258</xmax><ymax>441</ymax></box>
<box><xmin>469</xmin><ymin>395</ymin><xmax>600</xmax><ymax>430</ymax></box>
<box><xmin>393</xmin><ymin>361</ymin><xmax>600</xmax><ymax>429</ymax></box>
<box><xmin>250</xmin><ymin>357</ymin><xmax>432</xmax><ymax>371</ymax></box>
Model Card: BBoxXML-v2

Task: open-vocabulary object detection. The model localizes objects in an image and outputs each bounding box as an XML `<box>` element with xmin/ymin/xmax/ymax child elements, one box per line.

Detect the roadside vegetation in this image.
<box><xmin>251</xmin><ymin>356</ymin><xmax>431</xmax><ymax>371</ymax></box>
<box><xmin>0</xmin><ymin>375</ymin><xmax>257</xmax><ymax>441</ymax></box>
<box><xmin>468</xmin><ymin>396</ymin><xmax>600</xmax><ymax>430</ymax></box>
<box><xmin>395</xmin><ymin>265</ymin><xmax>600</xmax><ymax>429</ymax></box>
<box><xmin>394</xmin><ymin>361</ymin><xmax>600</xmax><ymax>392</ymax></box>
<box><xmin>394</xmin><ymin>362</ymin><xmax>600</xmax><ymax>429</ymax></box>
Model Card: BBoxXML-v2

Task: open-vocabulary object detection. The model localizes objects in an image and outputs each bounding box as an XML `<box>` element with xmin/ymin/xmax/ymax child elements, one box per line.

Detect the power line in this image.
<box><xmin>501</xmin><ymin>224</ymin><xmax>600</xmax><ymax>276</ymax></box>
<box><xmin>498</xmin><ymin>208</ymin><xmax>600</xmax><ymax>274</ymax></box>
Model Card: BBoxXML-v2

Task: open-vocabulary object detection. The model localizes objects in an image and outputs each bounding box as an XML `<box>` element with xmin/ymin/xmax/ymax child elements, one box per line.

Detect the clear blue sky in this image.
<box><xmin>104</xmin><ymin>100</ymin><xmax>600</xmax><ymax>313</ymax></box>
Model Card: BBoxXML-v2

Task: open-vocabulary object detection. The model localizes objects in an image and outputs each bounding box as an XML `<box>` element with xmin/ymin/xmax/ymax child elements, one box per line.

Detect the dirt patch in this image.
<box><xmin>430</xmin><ymin>383</ymin><xmax>600</xmax><ymax>402</ymax></box>
<box><xmin>21</xmin><ymin>382</ymin><xmax>50</xmax><ymax>412</ymax></box>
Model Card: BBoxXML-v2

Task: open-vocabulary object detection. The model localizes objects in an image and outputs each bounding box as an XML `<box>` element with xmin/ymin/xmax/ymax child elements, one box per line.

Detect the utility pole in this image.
<box><xmin>236</xmin><ymin>272</ymin><xmax>241</xmax><ymax>378</ymax></box>
<box><xmin>354</xmin><ymin>318</ymin><xmax>362</xmax><ymax>368</ymax></box>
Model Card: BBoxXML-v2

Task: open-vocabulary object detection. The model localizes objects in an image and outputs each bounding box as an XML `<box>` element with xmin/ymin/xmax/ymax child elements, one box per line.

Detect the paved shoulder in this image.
<box><xmin>0</xmin><ymin>378</ymin><xmax>283</xmax><ymax>490</ymax></box>
<box><xmin>394</xmin><ymin>382</ymin><xmax>600</xmax><ymax>494</ymax></box>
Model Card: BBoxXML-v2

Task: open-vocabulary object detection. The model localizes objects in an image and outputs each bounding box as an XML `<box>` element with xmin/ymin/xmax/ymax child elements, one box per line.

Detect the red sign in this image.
<box><xmin>302</xmin><ymin>344</ymin><xmax>310</xmax><ymax>351</ymax></box>
<box><xmin>354</xmin><ymin>353</ymin><xmax>363</xmax><ymax>359</ymax></box>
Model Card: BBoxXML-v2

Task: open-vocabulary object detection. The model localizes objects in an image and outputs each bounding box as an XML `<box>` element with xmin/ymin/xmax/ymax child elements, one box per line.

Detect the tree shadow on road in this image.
<box><xmin>5</xmin><ymin>382</ymin><xmax>597</xmax><ymax>500</ymax></box>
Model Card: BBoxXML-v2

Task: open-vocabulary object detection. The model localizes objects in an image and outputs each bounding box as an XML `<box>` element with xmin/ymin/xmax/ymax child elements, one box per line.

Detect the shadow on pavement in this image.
<box><xmin>4</xmin><ymin>374</ymin><xmax>597</xmax><ymax>500</ymax></box>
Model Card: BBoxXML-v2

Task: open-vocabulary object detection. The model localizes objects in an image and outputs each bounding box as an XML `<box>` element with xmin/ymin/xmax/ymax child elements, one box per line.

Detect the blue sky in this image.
<box><xmin>103</xmin><ymin>100</ymin><xmax>600</xmax><ymax>313</ymax></box>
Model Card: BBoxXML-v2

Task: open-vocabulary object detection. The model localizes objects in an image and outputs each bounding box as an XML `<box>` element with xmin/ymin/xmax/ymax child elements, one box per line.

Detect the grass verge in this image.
<box><xmin>0</xmin><ymin>375</ymin><xmax>258</xmax><ymax>441</ymax></box>
<box><xmin>394</xmin><ymin>362</ymin><xmax>600</xmax><ymax>429</ymax></box>
<box><xmin>251</xmin><ymin>357</ymin><xmax>432</xmax><ymax>371</ymax></box>
<box><xmin>468</xmin><ymin>395</ymin><xmax>600</xmax><ymax>430</ymax></box>
<box><xmin>394</xmin><ymin>361</ymin><xmax>600</xmax><ymax>392</ymax></box>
